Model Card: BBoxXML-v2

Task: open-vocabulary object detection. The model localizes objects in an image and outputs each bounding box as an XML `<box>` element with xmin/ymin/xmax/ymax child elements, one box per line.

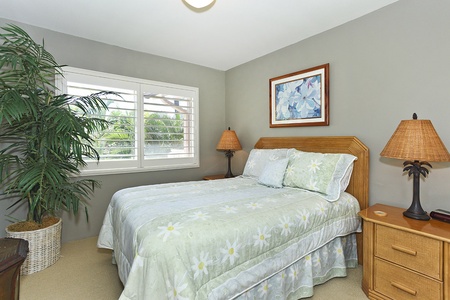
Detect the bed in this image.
<box><xmin>97</xmin><ymin>136</ymin><xmax>369</xmax><ymax>300</ymax></box>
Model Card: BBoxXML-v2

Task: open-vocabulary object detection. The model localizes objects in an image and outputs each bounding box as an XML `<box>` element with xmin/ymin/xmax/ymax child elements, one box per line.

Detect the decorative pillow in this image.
<box><xmin>258</xmin><ymin>158</ymin><xmax>289</xmax><ymax>188</ymax></box>
<box><xmin>283</xmin><ymin>149</ymin><xmax>357</xmax><ymax>201</ymax></box>
<box><xmin>242</xmin><ymin>149</ymin><xmax>290</xmax><ymax>178</ymax></box>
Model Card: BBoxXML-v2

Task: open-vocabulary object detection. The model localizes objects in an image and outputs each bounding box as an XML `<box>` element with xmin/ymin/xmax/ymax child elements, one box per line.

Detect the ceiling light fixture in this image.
<box><xmin>183</xmin><ymin>0</ymin><xmax>215</xmax><ymax>9</ymax></box>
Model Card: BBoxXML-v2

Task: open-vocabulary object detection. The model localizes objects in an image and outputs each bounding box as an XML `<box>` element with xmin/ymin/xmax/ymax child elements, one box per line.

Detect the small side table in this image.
<box><xmin>0</xmin><ymin>238</ymin><xmax>29</xmax><ymax>300</ymax></box>
<box><xmin>359</xmin><ymin>204</ymin><xmax>450</xmax><ymax>299</ymax></box>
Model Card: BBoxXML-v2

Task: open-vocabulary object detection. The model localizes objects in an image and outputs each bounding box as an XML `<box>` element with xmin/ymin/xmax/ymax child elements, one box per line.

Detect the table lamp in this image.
<box><xmin>216</xmin><ymin>127</ymin><xmax>242</xmax><ymax>178</ymax></box>
<box><xmin>380</xmin><ymin>113</ymin><xmax>450</xmax><ymax>220</ymax></box>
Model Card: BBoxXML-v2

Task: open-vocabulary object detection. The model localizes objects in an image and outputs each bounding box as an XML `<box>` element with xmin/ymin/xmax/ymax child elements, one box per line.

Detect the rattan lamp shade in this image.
<box><xmin>216</xmin><ymin>129</ymin><xmax>242</xmax><ymax>151</ymax></box>
<box><xmin>380</xmin><ymin>117</ymin><xmax>450</xmax><ymax>162</ymax></box>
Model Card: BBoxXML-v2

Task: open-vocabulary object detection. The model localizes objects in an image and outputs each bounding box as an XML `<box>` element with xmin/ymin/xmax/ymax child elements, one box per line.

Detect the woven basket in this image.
<box><xmin>5</xmin><ymin>218</ymin><xmax>62</xmax><ymax>275</ymax></box>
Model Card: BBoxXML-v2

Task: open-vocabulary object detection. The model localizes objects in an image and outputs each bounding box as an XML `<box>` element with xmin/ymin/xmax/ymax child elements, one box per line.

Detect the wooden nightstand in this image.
<box><xmin>359</xmin><ymin>204</ymin><xmax>450</xmax><ymax>300</ymax></box>
<box><xmin>203</xmin><ymin>174</ymin><xmax>226</xmax><ymax>180</ymax></box>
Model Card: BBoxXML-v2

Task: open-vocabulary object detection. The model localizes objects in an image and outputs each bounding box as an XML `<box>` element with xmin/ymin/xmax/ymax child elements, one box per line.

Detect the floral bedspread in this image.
<box><xmin>97</xmin><ymin>177</ymin><xmax>361</xmax><ymax>300</ymax></box>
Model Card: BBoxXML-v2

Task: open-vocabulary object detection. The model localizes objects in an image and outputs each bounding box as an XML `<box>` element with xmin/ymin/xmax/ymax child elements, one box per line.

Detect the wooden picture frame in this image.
<box><xmin>270</xmin><ymin>64</ymin><xmax>329</xmax><ymax>127</ymax></box>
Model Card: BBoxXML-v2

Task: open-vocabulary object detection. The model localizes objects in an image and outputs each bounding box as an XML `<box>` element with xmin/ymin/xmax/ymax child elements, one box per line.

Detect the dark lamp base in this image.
<box><xmin>224</xmin><ymin>150</ymin><xmax>235</xmax><ymax>178</ymax></box>
<box><xmin>403</xmin><ymin>210</ymin><xmax>430</xmax><ymax>221</ymax></box>
<box><xmin>401</xmin><ymin>160</ymin><xmax>432</xmax><ymax>221</ymax></box>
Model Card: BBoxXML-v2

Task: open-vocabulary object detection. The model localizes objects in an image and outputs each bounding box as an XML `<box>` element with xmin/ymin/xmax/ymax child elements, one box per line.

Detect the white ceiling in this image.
<box><xmin>0</xmin><ymin>0</ymin><xmax>398</xmax><ymax>71</ymax></box>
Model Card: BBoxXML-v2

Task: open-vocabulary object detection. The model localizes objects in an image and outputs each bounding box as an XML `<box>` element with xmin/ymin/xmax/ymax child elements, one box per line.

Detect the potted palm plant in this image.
<box><xmin>0</xmin><ymin>24</ymin><xmax>110</xmax><ymax>274</ymax></box>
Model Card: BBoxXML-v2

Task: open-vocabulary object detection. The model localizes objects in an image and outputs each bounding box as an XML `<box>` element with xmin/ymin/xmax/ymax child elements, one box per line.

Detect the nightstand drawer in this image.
<box><xmin>375</xmin><ymin>224</ymin><xmax>442</xmax><ymax>279</ymax></box>
<box><xmin>374</xmin><ymin>258</ymin><xmax>442</xmax><ymax>300</ymax></box>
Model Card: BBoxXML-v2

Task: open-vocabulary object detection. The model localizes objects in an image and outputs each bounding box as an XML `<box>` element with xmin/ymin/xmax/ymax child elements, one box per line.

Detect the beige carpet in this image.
<box><xmin>20</xmin><ymin>236</ymin><xmax>368</xmax><ymax>299</ymax></box>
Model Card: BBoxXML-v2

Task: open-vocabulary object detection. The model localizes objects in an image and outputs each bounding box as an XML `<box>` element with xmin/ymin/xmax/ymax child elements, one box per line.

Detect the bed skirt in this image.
<box><xmin>232</xmin><ymin>234</ymin><xmax>358</xmax><ymax>300</ymax></box>
<box><xmin>111</xmin><ymin>233</ymin><xmax>358</xmax><ymax>299</ymax></box>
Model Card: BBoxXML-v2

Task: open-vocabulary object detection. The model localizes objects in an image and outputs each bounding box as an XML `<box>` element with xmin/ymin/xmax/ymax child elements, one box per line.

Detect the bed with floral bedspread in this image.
<box><xmin>98</xmin><ymin>140</ymin><xmax>368</xmax><ymax>300</ymax></box>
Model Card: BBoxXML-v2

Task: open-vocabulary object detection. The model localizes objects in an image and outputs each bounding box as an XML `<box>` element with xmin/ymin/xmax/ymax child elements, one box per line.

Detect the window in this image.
<box><xmin>57</xmin><ymin>67</ymin><xmax>199</xmax><ymax>175</ymax></box>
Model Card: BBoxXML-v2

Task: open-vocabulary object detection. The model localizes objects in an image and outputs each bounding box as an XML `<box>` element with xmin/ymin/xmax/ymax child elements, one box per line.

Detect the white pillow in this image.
<box><xmin>258</xmin><ymin>158</ymin><xmax>289</xmax><ymax>188</ymax></box>
<box><xmin>242</xmin><ymin>149</ymin><xmax>290</xmax><ymax>178</ymax></box>
<box><xmin>283</xmin><ymin>149</ymin><xmax>357</xmax><ymax>201</ymax></box>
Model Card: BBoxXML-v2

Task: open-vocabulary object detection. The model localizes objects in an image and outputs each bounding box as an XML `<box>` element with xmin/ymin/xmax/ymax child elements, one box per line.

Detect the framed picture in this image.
<box><xmin>270</xmin><ymin>64</ymin><xmax>329</xmax><ymax>127</ymax></box>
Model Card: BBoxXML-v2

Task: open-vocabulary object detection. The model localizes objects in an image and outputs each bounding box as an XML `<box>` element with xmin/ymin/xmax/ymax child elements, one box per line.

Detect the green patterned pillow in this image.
<box><xmin>283</xmin><ymin>149</ymin><xmax>357</xmax><ymax>201</ymax></box>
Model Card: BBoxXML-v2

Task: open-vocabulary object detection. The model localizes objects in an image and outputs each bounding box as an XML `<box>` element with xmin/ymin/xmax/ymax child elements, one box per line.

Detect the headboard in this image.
<box><xmin>254</xmin><ymin>136</ymin><xmax>369</xmax><ymax>264</ymax></box>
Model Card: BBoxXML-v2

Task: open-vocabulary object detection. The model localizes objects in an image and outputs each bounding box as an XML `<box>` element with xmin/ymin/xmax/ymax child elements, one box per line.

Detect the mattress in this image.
<box><xmin>97</xmin><ymin>176</ymin><xmax>361</xmax><ymax>299</ymax></box>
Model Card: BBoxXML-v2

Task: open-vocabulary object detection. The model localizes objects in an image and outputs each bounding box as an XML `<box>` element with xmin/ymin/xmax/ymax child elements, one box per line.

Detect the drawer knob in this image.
<box><xmin>391</xmin><ymin>244</ymin><xmax>417</xmax><ymax>256</ymax></box>
<box><xmin>391</xmin><ymin>281</ymin><xmax>418</xmax><ymax>296</ymax></box>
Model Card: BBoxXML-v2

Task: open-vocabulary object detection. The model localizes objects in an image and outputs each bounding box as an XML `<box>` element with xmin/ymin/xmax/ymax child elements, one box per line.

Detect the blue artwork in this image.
<box><xmin>275</xmin><ymin>75</ymin><xmax>321</xmax><ymax>121</ymax></box>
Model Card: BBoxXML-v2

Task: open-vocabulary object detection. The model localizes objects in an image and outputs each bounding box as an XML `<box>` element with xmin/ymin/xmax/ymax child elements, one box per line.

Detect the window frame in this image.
<box><xmin>56</xmin><ymin>67</ymin><xmax>200</xmax><ymax>176</ymax></box>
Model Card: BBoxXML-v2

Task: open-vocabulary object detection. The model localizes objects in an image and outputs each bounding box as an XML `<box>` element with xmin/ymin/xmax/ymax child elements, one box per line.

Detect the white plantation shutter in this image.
<box><xmin>141</xmin><ymin>83</ymin><xmax>198</xmax><ymax>169</ymax></box>
<box><xmin>57</xmin><ymin>67</ymin><xmax>199</xmax><ymax>175</ymax></box>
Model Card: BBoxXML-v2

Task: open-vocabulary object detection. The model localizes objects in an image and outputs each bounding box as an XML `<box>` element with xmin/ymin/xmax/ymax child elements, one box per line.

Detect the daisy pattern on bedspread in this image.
<box><xmin>253</xmin><ymin>226</ymin><xmax>271</xmax><ymax>250</ymax></box>
<box><xmin>157</xmin><ymin>222</ymin><xmax>183</xmax><ymax>242</ymax></box>
<box><xmin>191</xmin><ymin>251</ymin><xmax>212</xmax><ymax>279</ymax></box>
<box><xmin>166</xmin><ymin>274</ymin><xmax>189</xmax><ymax>300</ymax></box>
<box><xmin>99</xmin><ymin>177</ymin><xmax>361</xmax><ymax>300</ymax></box>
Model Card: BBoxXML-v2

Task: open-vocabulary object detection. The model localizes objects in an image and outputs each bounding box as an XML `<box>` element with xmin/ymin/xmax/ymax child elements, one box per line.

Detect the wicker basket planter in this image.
<box><xmin>5</xmin><ymin>218</ymin><xmax>62</xmax><ymax>275</ymax></box>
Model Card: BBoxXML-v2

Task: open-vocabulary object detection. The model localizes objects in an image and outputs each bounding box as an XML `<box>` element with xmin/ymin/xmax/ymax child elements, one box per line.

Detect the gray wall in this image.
<box><xmin>226</xmin><ymin>0</ymin><xmax>450</xmax><ymax>213</ymax></box>
<box><xmin>2</xmin><ymin>0</ymin><xmax>450</xmax><ymax>242</ymax></box>
<box><xmin>0</xmin><ymin>20</ymin><xmax>227</xmax><ymax>242</ymax></box>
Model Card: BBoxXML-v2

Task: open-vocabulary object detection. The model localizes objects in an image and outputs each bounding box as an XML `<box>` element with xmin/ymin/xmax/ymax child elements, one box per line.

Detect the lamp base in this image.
<box><xmin>224</xmin><ymin>150</ymin><xmax>235</xmax><ymax>178</ymax></box>
<box><xmin>403</xmin><ymin>210</ymin><xmax>430</xmax><ymax>221</ymax></box>
<box><xmin>224</xmin><ymin>172</ymin><xmax>234</xmax><ymax>178</ymax></box>
<box><xmin>402</xmin><ymin>160</ymin><xmax>431</xmax><ymax>221</ymax></box>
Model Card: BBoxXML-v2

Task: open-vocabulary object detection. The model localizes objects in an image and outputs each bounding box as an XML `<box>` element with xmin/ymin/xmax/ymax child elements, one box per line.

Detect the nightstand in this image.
<box><xmin>359</xmin><ymin>204</ymin><xmax>450</xmax><ymax>300</ymax></box>
<box><xmin>203</xmin><ymin>174</ymin><xmax>226</xmax><ymax>180</ymax></box>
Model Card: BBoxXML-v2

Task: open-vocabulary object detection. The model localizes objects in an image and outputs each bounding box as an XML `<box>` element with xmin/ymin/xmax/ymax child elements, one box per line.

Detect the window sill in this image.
<box><xmin>77</xmin><ymin>163</ymin><xmax>200</xmax><ymax>177</ymax></box>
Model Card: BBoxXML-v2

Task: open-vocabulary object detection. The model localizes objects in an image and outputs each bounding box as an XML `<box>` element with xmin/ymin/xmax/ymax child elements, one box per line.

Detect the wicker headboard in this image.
<box><xmin>254</xmin><ymin>136</ymin><xmax>369</xmax><ymax>264</ymax></box>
